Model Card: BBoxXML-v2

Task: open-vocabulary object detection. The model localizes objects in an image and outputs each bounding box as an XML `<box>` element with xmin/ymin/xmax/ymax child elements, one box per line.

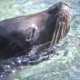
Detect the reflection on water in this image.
<box><xmin>0</xmin><ymin>0</ymin><xmax>80</xmax><ymax>80</ymax></box>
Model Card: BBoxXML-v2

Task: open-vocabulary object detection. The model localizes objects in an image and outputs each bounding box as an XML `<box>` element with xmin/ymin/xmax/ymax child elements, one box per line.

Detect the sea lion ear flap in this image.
<box><xmin>26</xmin><ymin>27</ymin><xmax>35</xmax><ymax>42</ymax></box>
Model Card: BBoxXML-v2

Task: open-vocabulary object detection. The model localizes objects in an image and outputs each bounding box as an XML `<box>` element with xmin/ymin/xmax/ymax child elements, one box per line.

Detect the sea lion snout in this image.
<box><xmin>46</xmin><ymin>2</ymin><xmax>71</xmax><ymax>44</ymax></box>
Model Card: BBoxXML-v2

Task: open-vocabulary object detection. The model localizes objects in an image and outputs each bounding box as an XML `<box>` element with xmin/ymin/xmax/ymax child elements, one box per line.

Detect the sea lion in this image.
<box><xmin>0</xmin><ymin>2</ymin><xmax>71</xmax><ymax>60</ymax></box>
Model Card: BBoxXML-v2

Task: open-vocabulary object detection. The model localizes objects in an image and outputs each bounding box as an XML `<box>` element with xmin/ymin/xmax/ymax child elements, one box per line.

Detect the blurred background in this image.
<box><xmin>0</xmin><ymin>0</ymin><xmax>80</xmax><ymax>80</ymax></box>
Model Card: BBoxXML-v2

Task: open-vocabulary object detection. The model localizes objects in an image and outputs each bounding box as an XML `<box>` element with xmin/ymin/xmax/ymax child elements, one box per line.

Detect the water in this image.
<box><xmin>0</xmin><ymin>0</ymin><xmax>80</xmax><ymax>80</ymax></box>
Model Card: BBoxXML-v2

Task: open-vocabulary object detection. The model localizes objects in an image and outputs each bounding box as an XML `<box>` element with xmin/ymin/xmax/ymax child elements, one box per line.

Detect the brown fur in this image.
<box><xmin>0</xmin><ymin>2</ymin><xmax>71</xmax><ymax>60</ymax></box>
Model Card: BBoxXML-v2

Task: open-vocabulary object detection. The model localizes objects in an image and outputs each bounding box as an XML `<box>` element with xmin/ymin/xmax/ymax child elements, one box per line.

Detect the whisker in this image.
<box><xmin>54</xmin><ymin>18</ymin><xmax>60</xmax><ymax>44</ymax></box>
<box><xmin>50</xmin><ymin>29</ymin><xmax>56</xmax><ymax>45</ymax></box>
<box><xmin>55</xmin><ymin>21</ymin><xmax>61</xmax><ymax>43</ymax></box>
<box><xmin>50</xmin><ymin>18</ymin><xmax>59</xmax><ymax>45</ymax></box>
<box><xmin>64</xmin><ymin>22</ymin><xmax>66</xmax><ymax>37</ymax></box>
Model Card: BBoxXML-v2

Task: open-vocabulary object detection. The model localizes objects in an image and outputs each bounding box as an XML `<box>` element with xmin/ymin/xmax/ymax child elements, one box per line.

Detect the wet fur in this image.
<box><xmin>0</xmin><ymin>2</ymin><xmax>71</xmax><ymax>60</ymax></box>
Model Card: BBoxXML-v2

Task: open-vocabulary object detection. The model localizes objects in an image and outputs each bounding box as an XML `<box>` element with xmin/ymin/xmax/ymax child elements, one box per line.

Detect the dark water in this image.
<box><xmin>0</xmin><ymin>0</ymin><xmax>80</xmax><ymax>80</ymax></box>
